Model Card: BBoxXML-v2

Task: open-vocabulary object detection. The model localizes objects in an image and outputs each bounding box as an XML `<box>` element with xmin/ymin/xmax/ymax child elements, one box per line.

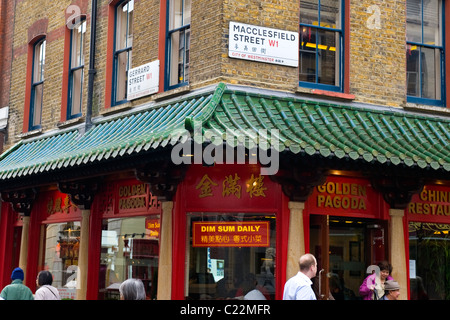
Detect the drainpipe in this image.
<box><xmin>84</xmin><ymin>0</ymin><xmax>97</xmax><ymax>133</ymax></box>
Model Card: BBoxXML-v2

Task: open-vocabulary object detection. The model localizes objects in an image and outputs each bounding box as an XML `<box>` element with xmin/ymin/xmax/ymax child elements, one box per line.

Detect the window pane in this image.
<box><xmin>32</xmin><ymin>83</ymin><xmax>43</xmax><ymax>127</ymax></box>
<box><xmin>71</xmin><ymin>21</ymin><xmax>86</xmax><ymax>68</ymax></box>
<box><xmin>423</xmin><ymin>0</ymin><xmax>441</xmax><ymax>46</ymax></box>
<box><xmin>115</xmin><ymin>50</ymin><xmax>131</xmax><ymax>101</ymax></box>
<box><xmin>116</xmin><ymin>0</ymin><xmax>133</xmax><ymax>50</ymax></box>
<box><xmin>98</xmin><ymin>216</ymin><xmax>160</xmax><ymax>300</ymax></box>
<box><xmin>300</xmin><ymin>0</ymin><xmax>319</xmax><ymax>25</ymax></box>
<box><xmin>421</xmin><ymin>46</ymin><xmax>438</xmax><ymax>100</ymax></box>
<box><xmin>186</xmin><ymin>213</ymin><xmax>276</xmax><ymax>300</ymax></box>
<box><xmin>409</xmin><ymin>222</ymin><xmax>450</xmax><ymax>300</ymax></box>
<box><xmin>318</xmin><ymin>29</ymin><xmax>337</xmax><ymax>86</ymax></box>
<box><xmin>407</xmin><ymin>0</ymin><xmax>422</xmax><ymax>43</ymax></box>
<box><xmin>407</xmin><ymin>45</ymin><xmax>420</xmax><ymax>96</ymax></box>
<box><xmin>42</xmin><ymin>222</ymin><xmax>81</xmax><ymax>300</ymax></box>
<box><xmin>183</xmin><ymin>0</ymin><xmax>191</xmax><ymax>26</ymax></box>
<box><xmin>169</xmin><ymin>29</ymin><xmax>189</xmax><ymax>86</ymax></box>
<box><xmin>299</xmin><ymin>27</ymin><xmax>317</xmax><ymax>83</ymax></box>
<box><xmin>33</xmin><ymin>40</ymin><xmax>46</xmax><ymax>82</ymax></box>
<box><xmin>70</xmin><ymin>68</ymin><xmax>83</xmax><ymax>116</ymax></box>
<box><xmin>320</xmin><ymin>0</ymin><xmax>341</xmax><ymax>28</ymax></box>
<box><xmin>169</xmin><ymin>0</ymin><xmax>183</xmax><ymax>30</ymax></box>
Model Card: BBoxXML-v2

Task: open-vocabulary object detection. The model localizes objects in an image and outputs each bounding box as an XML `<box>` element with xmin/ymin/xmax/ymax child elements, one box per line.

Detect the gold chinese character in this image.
<box><xmin>62</xmin><ymin>195</ymin><xmax>72</xmax><ymax>214</ymax></box>
<box><xmin>196</xmin><ymin>174</ymin><xmax>218</xmax><ymax>198</ymax></box>
<box><xmin>246</xmin><ymin>174</ymin><xmax>267</xmax><ymax>198</ymax></box>
<box><xmin>47</xmin><ymin>198</ymin><xmax>54</xmax><ymax>215</ymax></box>
<box><xmin>54</xmin><ymin>197</ymin><xmax>62</xmax><ymax>213</ymax></box>
<box><xmin>222</xmin><ymin>174</ymin><xmax>241</xmax><ymax>199</ymax></box>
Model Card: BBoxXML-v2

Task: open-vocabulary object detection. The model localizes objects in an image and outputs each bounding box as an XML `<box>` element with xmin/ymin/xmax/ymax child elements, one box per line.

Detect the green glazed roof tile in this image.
<box><xmin>0</xmin><ymin>82</ymin><xmax>450</xmax><ymax>183</ymax></box>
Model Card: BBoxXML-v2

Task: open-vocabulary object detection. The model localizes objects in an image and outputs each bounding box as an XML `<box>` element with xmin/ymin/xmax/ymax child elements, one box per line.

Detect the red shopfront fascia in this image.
<box><xmin>406</xmin><ymin>184</ymin><xmax>450</xmax><ymax>224</ymax></box>
<box><xmin>0</xmin><ymin>178</ymin><xmax>162</xmax><ymax>297</ymax></box>
<box><xmin>404</xmin><ymin>183</ymin><xmax>450</xmax><ymax>298</ymax></box>
<box><xmin>0</xmin><ymin>201</ymin><xmax>28</xmax><ymax>288</ymax></box>
<box><xmin>304</xmin><ymin>175</ymin><xmax>388</xmax><ymax>251</ymax></box>
<box><xmin>87</xmin><ymin>178</ymin><xmax>162</xmax><ymax>299</ymax></box>
<box><xmin>171</xmin><ymin>163</ymin><xmax>289</xmax><ymax>300</ymax></box>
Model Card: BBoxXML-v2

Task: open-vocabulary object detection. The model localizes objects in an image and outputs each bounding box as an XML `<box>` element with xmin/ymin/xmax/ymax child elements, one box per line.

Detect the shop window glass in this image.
<box><xmin>186</xmin><ymin>212</ymin><xmax>276</xmax><ymax>300</ymax></box>
<box><xmin>409</xmin><ymin>222</ymin><xmax>450</xmax><ymax>300</ymax></box>
<box><xmin>42</xmin><ymin>221</ymin><xmax>81</xmax><ymax>300</ymax></box>
<box><xmin>406</xmin><ymin>0</ymin><xmax>444</xmax><ymax>106</ymax></box>
<box><xmin>299</xmin><ymin>0</ymin><xmax>342</xmax><ymax>91</ymax></box>
<box><xmin>98</xmin><ymin>216</ymin><xmax>160</xmax><ymax>300</ymax></box>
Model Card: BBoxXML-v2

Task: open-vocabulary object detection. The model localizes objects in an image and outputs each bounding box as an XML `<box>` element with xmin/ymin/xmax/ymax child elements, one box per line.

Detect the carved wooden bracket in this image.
<box><xmin>1</xmin><ymin>188</ymin><xmax>37</xmax><ymax>216</ymax></box>
<box><xmin>371</xmin><ymin>176</ymin><xmax>424</xmax><ymax>209</ymax></box>
<box><xmin>270</xmin><ymin>161</ymin><xmax>327</xmax><ymax>202</ymax></box>
<box><xmin>58</xmin><ymin>179</ymin><xmax>99</xmax><ymax>210</ymax></box>
<box><xmin>135</xmin><ymin>161</ymin><xmax>187</xmax><ymax>201</ymax></box>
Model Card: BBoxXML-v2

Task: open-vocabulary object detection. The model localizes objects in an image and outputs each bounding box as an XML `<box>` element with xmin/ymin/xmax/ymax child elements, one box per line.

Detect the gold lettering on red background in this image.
<box><xmin>316</xmin><ymin>182</ymin><xmax>367</xmax><ymax>210</ymax></box>
<box><xmin>408</xmin><ymin>188</ymin><xmax>450</xmax><ymax>216</ymax></box>
<box><xmin>118</xmin><ymin>183</ymin><xmax>147</xmax><ymax>210</ymax></box>
<box><xmin>196</xmin><ymin>173</ymin><xmax>267</xmax><ymax>199</ymax></box>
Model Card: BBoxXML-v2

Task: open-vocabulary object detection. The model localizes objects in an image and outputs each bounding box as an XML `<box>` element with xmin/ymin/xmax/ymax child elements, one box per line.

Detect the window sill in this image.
<box><xmin>296</xmin><ymin>87</ymin><xmax>355</xmax><ymax>101</ymax></box>
<box><xmin>153</xmin><ymin>85</ymin><xmax>191</xmax><ymax>101</ymax></box>
<box><xmin>57</xmin><ymin>116</ymin><xmax>85</xmax><ymax>129</ymax></box>
<box><xmin>405</xmin><ymin>102</ymin><xmax>450</xmax><ymax>116</ymax></box>
<box><xmin>100</xmin><ymin>102</ymin><xmax>132</xmax><ymax>117</ymax></box>
<box><xmin>18</xmin><ymin>128</ymin><xmax>43</xmax><ymax>140</ymax></box>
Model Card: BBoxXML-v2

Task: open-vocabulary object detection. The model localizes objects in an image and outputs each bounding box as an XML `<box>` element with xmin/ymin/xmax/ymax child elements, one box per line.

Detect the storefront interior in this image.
<box><xmin>310</xmin><ymin>216</ymin><xmax>388</xmax><ymax>300</ymax></box>
<box><xmin>409</xmin><ymin>222</ymin><xmax>450</xmax><ymax>300</ymax></box>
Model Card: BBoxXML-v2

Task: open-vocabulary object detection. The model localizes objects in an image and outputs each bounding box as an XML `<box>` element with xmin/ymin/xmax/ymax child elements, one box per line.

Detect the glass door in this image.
<box><xmin>310</xmin><ymin>216</ymin><xmax>387</xmax><ymax>300</ymax></box>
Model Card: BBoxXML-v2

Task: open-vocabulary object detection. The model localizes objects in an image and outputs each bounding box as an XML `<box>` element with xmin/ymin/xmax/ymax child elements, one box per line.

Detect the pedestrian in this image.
<box><xmin>119</xmin><ymin>278</ymin><xmax>146</xmax><ymax>300</ymax></box>
<box><xmin>282</xmin><ymin>253</ymin><xmax>317</xmax><ymax>300</ymax></box>
<box><xmin>0</xmin><ymin>267</ymin><xmax>34</xmax><ymax>300</ymax></box>
<box><xmin>359</xmin><ymin>261</ymin><xmax>394</xmax><ymax>300</ymax></box>
<box><xmin>381</xmin><ymin>280</ymin><xmax>400</xmax><ymax>300</ymax></box>
<box><xmin>35</xmin><ymin>270</ymin><xmax>61</xmax><ymax>300</ymax></box>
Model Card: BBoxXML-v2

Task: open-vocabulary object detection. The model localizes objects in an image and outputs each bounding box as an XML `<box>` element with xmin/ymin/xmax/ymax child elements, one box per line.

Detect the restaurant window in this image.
<box><xmin>409</xmin><ymin>222</ymin><xmax>450</xmax><ymax>300</ymax></box>
<box><xmin>406</xmin><ymin>0</ymin><xmax>444</xmax><ymax>106</ymax></box>
<box><xmin>68</xmin><ymin>19</ymin><xmax>86</xmax><ymax>119</ymax></box>
<box><xmin>166</xmin><ymin>0</ymin><xmax>190</xmax><ymax>89</ymax></box>
<box><xmin>41</xmin><ymin>221</ymin><xmax>81</xmax><ymax>300</ymax></box>
<box><xmin>98</xmin><ymin>216</ymin><xmax>160</xmax><ymax>300</ymax></box>
<box><xmin>186</xmin><ymin>212</ymin><xmax>276</xmax><ymax>300</ymax></box>
<box><xmin>30</xmin><ymin>38</ymin><xmax>46</xmax><ymax>130</ymax></box>
<box><xmin>112</xmin><ymin>0</ymin><xmax>133</xmax><ymax>105</ymax></box>
<box><xmin>299</xmin><ymin>0</ymin><xmax>343</xmax><ymax>92</ymax></box>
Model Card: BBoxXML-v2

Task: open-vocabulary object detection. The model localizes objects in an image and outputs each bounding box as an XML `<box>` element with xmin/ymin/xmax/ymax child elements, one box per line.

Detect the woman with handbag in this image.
<box><xmin>359</xmin><ymin>261</ymin><xmax>394</xmax><ymax>300</ymax></box>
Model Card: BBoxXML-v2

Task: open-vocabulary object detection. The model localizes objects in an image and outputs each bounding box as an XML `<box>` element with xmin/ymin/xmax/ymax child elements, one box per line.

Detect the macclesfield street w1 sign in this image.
<box><xmin>228</xmin><ymin>21</ymin><xmax>299</xmax><ymax>67</ymax></box>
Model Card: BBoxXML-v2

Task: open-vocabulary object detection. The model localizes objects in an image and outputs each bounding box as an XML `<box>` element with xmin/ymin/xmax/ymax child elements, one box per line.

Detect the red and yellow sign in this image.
<box><xmin>192</xmin><ymin>221</ymin><xmax>270</xmax><ymax>247</ymax></box>
<box><xmin>407</xmin><ymin>185</ymin><xmax>450</xmax><ymax>221</ymax></box>
<box><xmin>307</xmin><ymin>176</ymin><xmax>379</xmax><ymax>218</ymax></box>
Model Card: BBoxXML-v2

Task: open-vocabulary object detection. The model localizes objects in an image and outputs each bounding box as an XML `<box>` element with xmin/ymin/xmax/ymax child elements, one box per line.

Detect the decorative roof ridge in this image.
<box><xmin>224</xmin><ymin>84</ymin><xmax>450</xmax><ymax>124</ymax></box>
<box><xmin>184</xmin><ymin>82</ymin><xmax>227</xmax><ymax>132</ymax></box>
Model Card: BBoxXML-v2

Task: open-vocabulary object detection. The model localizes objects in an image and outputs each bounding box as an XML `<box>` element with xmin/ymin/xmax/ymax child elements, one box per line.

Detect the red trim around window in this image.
<box><xmin>104</xmin><ymin>0</ymin><xmax>123</xmax><ymax>109</ymax></box>
<box><xmin>171</xmin><ymin>164</ymin><xmax>286</xmax><ymax>300</ymax></box>
<box><xmin>60</xmin><ymin>27</ymin><xmax>71</xmax><ymax>122</ymax></box>
<box><xmin>445</xmin><ymin>0</ymin><xmax>450</xmax><ymax>108</ymax></box>
<box><xmin>344</xmin><ymin>0</ymin><xmax>350</xmax><ymax>94</ymax></box>
<box><xmin>22</xmin><ymin>44</ymin><xmax>34</xmax><ymax>133</ymax></box>
<box><xmin>23</xmin><ymin>18</ymin><xmax>48</xmax><ymax>133</ymax></box>
<box><xmin>158</xmin><ymin>0</ymin><xmax>167</xmax><ymax>94</ymax></box>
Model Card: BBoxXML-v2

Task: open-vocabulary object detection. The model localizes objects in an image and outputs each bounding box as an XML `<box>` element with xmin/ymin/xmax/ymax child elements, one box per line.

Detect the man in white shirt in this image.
<box><xmin>282</xmin><ymin>253</ymin><xmax>317</xmax><ymax>300</ymax></box>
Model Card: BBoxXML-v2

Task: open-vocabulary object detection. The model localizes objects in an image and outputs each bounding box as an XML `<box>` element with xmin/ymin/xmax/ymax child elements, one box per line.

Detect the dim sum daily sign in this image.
<box><xmin>192</xmin><ymin>221</ymin><xmax>270</xmax><ymax>247</ymax></box>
